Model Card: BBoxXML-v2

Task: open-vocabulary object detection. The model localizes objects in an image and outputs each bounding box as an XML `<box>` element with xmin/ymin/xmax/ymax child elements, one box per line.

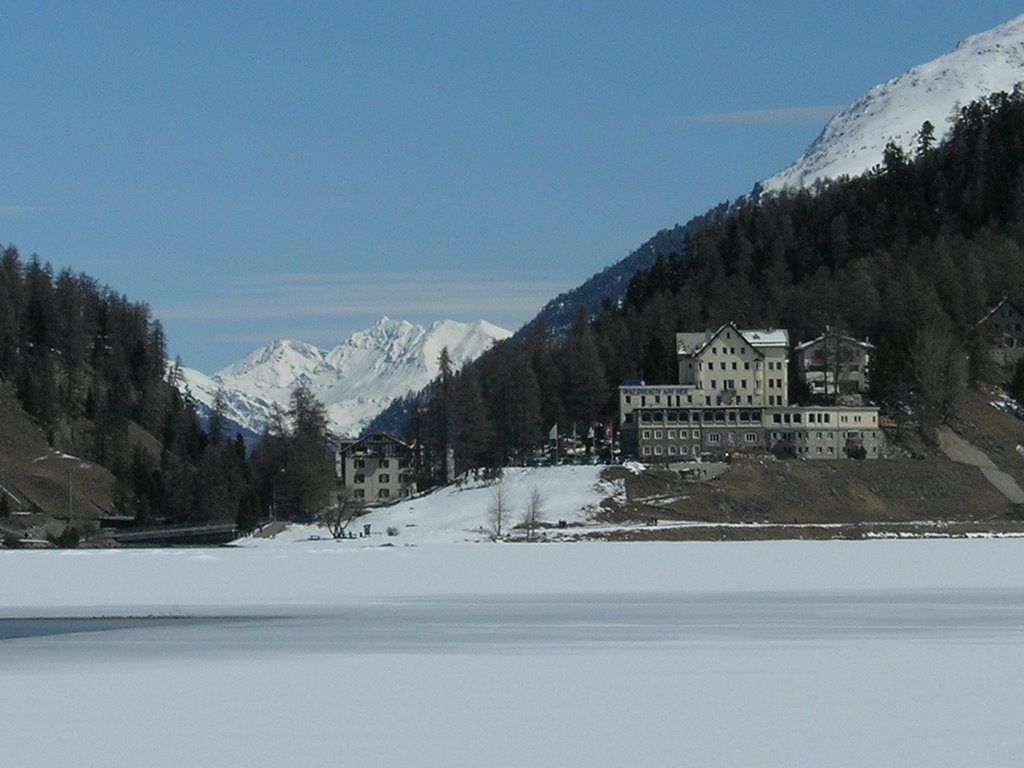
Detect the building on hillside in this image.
<box><xmin>675</xmin><ymin>323</ymin><xmax>790</xmax><ymax>407</ymax></box>
<box><xmin>794</xmin><ymin>330</ymin><xmax>873</xmax><ymax>397</ymax></box>
<box><xmin>977</xmin><ymin>297</ymin><xmax>1024</xmax><ymax>363</ymax></box>
<box><xmin>619</xmin><ymin>322</ymin><xmax>881</xmax><ymax>461</ymax></box>
<box><xmin>334</xmin><ymin>432</ymin><xmax>417</xmax><ymax>506</ymax></box>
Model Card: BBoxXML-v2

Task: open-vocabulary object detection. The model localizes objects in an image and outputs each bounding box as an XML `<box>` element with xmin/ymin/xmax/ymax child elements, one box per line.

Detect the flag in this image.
<box><xmin>548</xmin><ymin>424</ymin><xmax>558</xmax><ymax>441</ymax></box>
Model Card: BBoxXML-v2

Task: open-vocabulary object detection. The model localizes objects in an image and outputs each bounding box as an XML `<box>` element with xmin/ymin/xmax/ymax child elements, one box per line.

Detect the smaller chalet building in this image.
<box><xmin>794</xmin><ymin>331</ymin><xmax>873</xmax><ymax>396</ymax></box>
<box><xmin>619</xmin><ymin>322</ymin><xmax>881</xmax><ymax>461</ymax></box>
<box><xmin>334</xmin><ymin>432</ymin><xmax>417</xmax><ymax>506</ymax></box>
<box><xmin>978</xmin><ymin>298</ymin><xmax>1024</xmax><ymax>363</ymax></box>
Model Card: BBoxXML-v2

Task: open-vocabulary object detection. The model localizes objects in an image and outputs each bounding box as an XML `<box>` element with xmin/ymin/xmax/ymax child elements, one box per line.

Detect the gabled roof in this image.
<box><xmin>676</xmin><ymin>322</ymin><xmax>789</xmax><ymax>357</ymax></box>
<box><xmin>794</xmin><ymin>333</ymin><xmax>874</xmax><ymax>352</ymax></box>
<box><xmin>742</xmin><ymin>328</ymin><xmax>790</xmax><ymax>349</ymax></box>
<box><xmin>337</xmin><ymin>432</ymin><xmax>414</xmax><ymax>456</ymax></box>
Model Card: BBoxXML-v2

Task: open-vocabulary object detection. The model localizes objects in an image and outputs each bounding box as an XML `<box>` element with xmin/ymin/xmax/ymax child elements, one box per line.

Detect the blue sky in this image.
<box><xmin>2</xmin><ymin>2</ymin><xmax>1022</xmax><ymax>372</ymax></box>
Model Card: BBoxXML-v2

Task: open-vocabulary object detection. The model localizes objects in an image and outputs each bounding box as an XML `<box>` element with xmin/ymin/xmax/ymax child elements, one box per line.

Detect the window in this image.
<box><xmin>642</xmin><ymin>446</ymin><xmax>652</xmax><ymax>456</ymax></box>
<box><xmin>720</xmin><ymin>362</ymin><xmax>726</xmax><ymax>370</ymax></box>
<box><xmin>744</xmin><ymin>432</ymin><xmax>757</xmax><ymax>443</ymax></box>
<box><xmin>667</xmin><ymin>429</ymin><xmax>677</xmax><ymax>439</ymax></box>
<box><xmin>382</xmin><ymin>459</ymin><xmax>391</xmax><ymax>468</ymax></box>
<box><xmin>668</xmin><ymin>445</ymin><xmax>677</xmax><ymax>455</ymax></box>
<box><xmin>707</xmin><ymin>433</ymin><xmax>721</xmax><ymax>444</ymax></box>
<box><xmin>654</xmin><ymin>430</ymin><xmax>663</xmax><ymax>439</ymax></box>
<box><xmin>355</xmin><ymin>473</ymin><xmax>366</xmax><ymax>484</ymax></box>
<box><xmin>680</xmin><ymin>445</ymin><xmax>689</xmax><ymax>454</ymax></box>
<box><xmin>379</xmin><ymin>488</ymin><xmax>390</xmax><ymax>498</ymax></box>
<box><xmin>355</xmin><ymin>459</ymin><xmax>365</xmax><ymax>469</ymax></box>
<box><xmin>354</xmin><ymin>489</ymin><xmax>365</xmax><ymax>498</ymax></box>
<box><xmin>692</xmin><ymin>429</ymin><xmax>699</xmax><ymax>439</ymax></box>
<box><xmin>654</xmin><ymin>446</ymin><xmax>663</xmax><ymax>455</ymax></box>
<box><xmin>773</xmin><ymin>414</ymin><xmax>782</xmax><ymax>424</ymax></box>
<box><xmin>641</xmin><ymin>430</ymin><xmax>651</xmax><ymax>439</ymax></box>
<box><xmin>379</xmin><ymin>474</ymin><xmax>390</xmax><ymax>483</ymax></box>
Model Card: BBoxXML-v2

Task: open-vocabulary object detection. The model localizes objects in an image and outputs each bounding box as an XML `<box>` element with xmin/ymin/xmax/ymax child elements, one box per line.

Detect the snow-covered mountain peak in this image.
<box><xmin>178</xmin><ymin>318</ymin><xmax>512</xmax><ymax>439</ymax></box>
<box><xmin>761</xmin><ymin>14</ymin><xmax>1024</xmax><ymax>193</ymax></box>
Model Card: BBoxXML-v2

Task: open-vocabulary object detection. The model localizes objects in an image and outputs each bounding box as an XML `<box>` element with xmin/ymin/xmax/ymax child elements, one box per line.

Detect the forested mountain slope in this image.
<box><xmin>399</xmin><ymin>90</ymin><xmax>1024</xmax><ymax>476</ymax></box>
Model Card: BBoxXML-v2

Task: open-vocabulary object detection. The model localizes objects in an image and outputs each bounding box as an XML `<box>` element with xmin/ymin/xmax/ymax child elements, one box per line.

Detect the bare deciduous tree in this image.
<box><xmin>522</xmin><ymin>487</ymin><xmax>543</xmax><ymax>542</ymax></box>
<box><xmin>320</xmin><ymin>491</ymin><xmax>363</xmax><ymax>540</ymax></box>
<box><xmin>489</xmin><ymin>482</ymin><xmax>508</xmax><ymax>539</ymax></box>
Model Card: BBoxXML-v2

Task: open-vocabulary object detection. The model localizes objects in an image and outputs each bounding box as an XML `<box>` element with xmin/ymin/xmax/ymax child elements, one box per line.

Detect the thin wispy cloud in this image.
<box><xmin>154</xmin><ymin>271</ymin><xmax>570</xmax><ymax>324</ymax></box>
<box><xmin>0</xmin><ymin>203</ymin><xmax>43</xmax><ymax>218</ymax></box>
<box><xmin>678</xmin><ymin>105</ymin><xmax>844</xmax><ymax>125</ymax></box>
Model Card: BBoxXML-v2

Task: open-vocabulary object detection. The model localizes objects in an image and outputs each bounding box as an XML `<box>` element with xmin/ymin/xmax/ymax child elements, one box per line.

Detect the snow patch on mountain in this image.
<box><xmin>177</xmin><ymin>318</ymin><xmax>511</xmax><ymax>438</ymax></box>
<box><xmin>762</xmin><ymin>14</ymin><xmax>1024</xmax><ymax>192</ymax></box>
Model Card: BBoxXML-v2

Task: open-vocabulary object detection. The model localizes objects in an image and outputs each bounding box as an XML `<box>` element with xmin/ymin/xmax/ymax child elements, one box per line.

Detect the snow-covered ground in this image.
<box><xmin>3</xmin><ymin>538</ymin><xmax>1024</xmax><ymax>767</ymax></box>
<box><xmin>250</xmin><ymin>465</ymin><xmax>620</xmax><ymax>546</ymax></box>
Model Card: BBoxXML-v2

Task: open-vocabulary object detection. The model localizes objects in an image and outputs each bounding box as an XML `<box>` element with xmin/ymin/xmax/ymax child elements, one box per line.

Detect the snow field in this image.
<box><xmin>3</xmin><ymin>539</ymin><xmax>1024</xmax><ymax>767</ymax></box>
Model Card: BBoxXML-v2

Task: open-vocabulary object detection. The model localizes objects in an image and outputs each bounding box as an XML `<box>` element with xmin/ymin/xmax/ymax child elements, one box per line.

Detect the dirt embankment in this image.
<box><xmin>598</xmin><ymin>390</ymin><xmax>1024</xmax><ymax>540</ymax></box>
<box><xmin>0</xmin><ymin>383</ymin><xmax>116</xmax><ymax>542</ymax></box>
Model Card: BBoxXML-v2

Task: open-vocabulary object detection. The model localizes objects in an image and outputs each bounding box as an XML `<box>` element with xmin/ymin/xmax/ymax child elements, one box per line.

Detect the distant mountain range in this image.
<box><xmin>177</xmin><ymin>317</ymin><xmax>511</xmax><ymax>439</ymax></box>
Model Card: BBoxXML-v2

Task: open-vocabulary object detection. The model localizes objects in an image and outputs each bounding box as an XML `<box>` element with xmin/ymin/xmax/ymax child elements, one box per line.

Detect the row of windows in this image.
<box><xmin>639</xmin><ymin>409</ymin><xmax>764</xmax><ymax>424</ymax></box>
<box><xmin>353</xmin><ymin>458</ymin><xmax>411</xmax><ymax>469</ymax></box>
<box><xmin>708</xmin><ymin>345</ymin><xmax>750</xmax><ymax>356</ymax></box>
<box><xmin>700</xmin><ymin>360</ymin><xmax>755</xmax><ymax>371</ymax></box>
<box><xmin>352</xmin><ymin>488</ymin><xmax>413</xmax><ymax>499</ymax></box>
<box><xmin>353</xmin><ymin>473</ymin><xmax>415</xmax><ymax>484</ymax></box>
<box><xmin>768</xmin><ymin>431</ymin><xmax>875</xmax><ymax>441</ymax></box>
<box><xmin>641</xmin><ymin>428</ymin><xmax>876</xmax><ymax>443</ymax></box>
<box><xmin>641</xmin><ymin>429</ymin><xmax>759</xmax><ymax>444</ymax></box>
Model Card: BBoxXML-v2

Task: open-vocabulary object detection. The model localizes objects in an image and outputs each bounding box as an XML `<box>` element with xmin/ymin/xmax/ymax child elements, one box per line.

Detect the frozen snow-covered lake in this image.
<box><xmin>2</xmin><ymin>540</ymin><xmax>1023</xmax><ymax>767</ymax></box>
